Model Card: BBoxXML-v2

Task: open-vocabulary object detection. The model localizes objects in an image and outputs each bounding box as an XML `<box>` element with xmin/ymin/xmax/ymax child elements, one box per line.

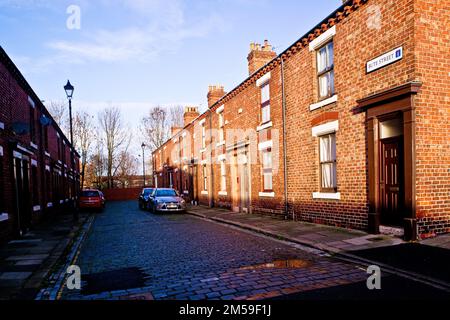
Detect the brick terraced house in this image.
<box><xmin>0</xmin><ymin>46</ymin><xmax>81</xmax><ymax>242</ymax></box>
<box><xmin>153</xmin><ymin>0</ymin><xmax>449</xmax><ymax>241</ymax></box>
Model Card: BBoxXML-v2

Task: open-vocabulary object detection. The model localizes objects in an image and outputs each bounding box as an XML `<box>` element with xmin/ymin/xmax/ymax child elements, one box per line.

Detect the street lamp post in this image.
<box><xmin>64</xmin><ymin>80</ymin><xmax>78</xmax><ymax>221</ymax></box>
<box><xmin>141</xmin><ymin>143</ymin><xmax>147</xmax><ymax>187</ymax></box>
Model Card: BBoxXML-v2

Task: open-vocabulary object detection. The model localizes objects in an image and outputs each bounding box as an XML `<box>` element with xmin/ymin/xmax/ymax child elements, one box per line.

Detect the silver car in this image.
<box><xmin>149</xmin><ymin>188</ymin><xmax>187</xmax><ymax>214</ymax></box>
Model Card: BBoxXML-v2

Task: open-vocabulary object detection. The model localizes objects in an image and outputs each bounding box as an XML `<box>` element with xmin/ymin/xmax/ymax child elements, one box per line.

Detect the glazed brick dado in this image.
<box><xmin>153</xmin><ymin>0</ymin><xmax>449</xmax><ymax>241</ymax></box>
<box><xmin>0</xmin><ymin>46</ymin><xmax>80</xmax><ymax>242</ymax></box>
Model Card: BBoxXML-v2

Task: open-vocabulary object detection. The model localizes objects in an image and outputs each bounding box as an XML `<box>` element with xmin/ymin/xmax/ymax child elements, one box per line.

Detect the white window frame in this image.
<box><xmin>312</xmin><ymin>120</ymin><xmax>340</xmax><ymax>200</ymax></box>
<box><xmin>202</xmin><ymin>164</ymin><xmax>208</xmax><ymax>192</ymax></box>
<box><xmin>220</xmin><ymin>160</ymin><xmax>227</xmax><ymax>192</ymax></box>
<box><xmin>260</xmin><ymin>147</ymin><xmax>273</xmax><ymax>192</ymax></box>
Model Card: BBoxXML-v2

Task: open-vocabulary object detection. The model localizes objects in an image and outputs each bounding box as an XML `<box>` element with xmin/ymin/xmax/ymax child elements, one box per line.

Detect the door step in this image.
<box><xmin>380</xmin><ymin>225</ymin><xmax>404</xmax><ymax>237</ymax></box>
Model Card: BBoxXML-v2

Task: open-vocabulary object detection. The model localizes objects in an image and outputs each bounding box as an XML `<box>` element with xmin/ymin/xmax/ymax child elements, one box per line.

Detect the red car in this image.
<box><xmin>79</xmin><ymin>189</ymin><xmax>106</xmax><ymax>211</ymax></box>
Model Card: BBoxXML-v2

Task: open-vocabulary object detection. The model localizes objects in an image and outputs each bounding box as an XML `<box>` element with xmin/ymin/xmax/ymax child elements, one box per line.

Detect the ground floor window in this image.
<box><xmin>261</xmin><ymin>148</ymin><xmax>273</xmax><ymax>191</ymax></box>
<box><xmin>319</xmin><ymin>133</ymin><xmax>337</xmax><ymax>191</ymax></box>
<box><xmin>31</xmin><ymin>165</ymin><xmax>38</xmax><ymax>205</ymax></box>
<box><xmin>220</xmin><ymin>160</ymin><xmax>226</xmax><ymax>192</ymax></box>
<box><xmin>202</xmin><ymin>165</ymin><xmax>208</xmax><ymax>191</ymax></box>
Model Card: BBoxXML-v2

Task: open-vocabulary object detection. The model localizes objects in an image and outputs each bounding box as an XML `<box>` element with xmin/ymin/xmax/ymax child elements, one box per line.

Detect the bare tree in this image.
<box><xmin>73</xmin><ymin>111</ymin><xmax>95</xmax><ymax>189</ymax></box>
<box><xmin>115</xmin><ymin>151</ymin><xmax>138</xmax><ymax>188</ymax></box>
<box><xmin>98</xmin><ymin>107</ymin><xmax>131</xmax><ymax>189</ymax></box>
<box><xmin>46</xmin><ymin>100</ymin><xmax>69</xmax><ymax>136</ymax></box>
<box><xmin>141</xmin><ymin>106</ymin><xmax>170</xmax><ymax>152</ymax></box>
<box><xmin>169</xmin><ymin>105</ymin><xmax>184</xmax><ymax>128</ymax></box>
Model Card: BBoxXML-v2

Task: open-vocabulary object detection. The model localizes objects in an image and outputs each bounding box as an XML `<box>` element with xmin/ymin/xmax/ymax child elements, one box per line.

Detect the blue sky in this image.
<box><xmin>0</xmin><ymin>0</ymin><xmax>341</xmax><ymax>156</ymax></box>
<box><xmin>1</xmin><ymin>0</ymin><xmax>341</xmax><ymax>110</ymax></box>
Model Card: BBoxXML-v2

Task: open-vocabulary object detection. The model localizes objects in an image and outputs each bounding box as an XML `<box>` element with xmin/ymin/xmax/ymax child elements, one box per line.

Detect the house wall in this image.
<box><xmin>413</xmin><ymin>0</ymin><xmax>450</xmax><ymax>237</ymax></box>
<box><xmin>0</xmin><ymin>47</ymin><xmax>80</xmax><ymax>243</ymax></box>
<box><xmin>151</xmin><ymin>0</ymin><xmax>449</xmax><ymax>239</ymax></box>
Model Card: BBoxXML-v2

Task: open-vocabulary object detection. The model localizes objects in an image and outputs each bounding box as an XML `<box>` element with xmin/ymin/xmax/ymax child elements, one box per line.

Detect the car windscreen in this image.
<box><xmin>155</xmin><ymin>190</ymin><xmax>178</xmax><ymax>197</ymax></box>
<box><xmin>81</xmin><ymin>191</ymin><xmax>99</xmax><ymax>198</ymax></box>
<box><xmin>143</xmin><ymin>189</ymin><xmax>154</xmax><ymax>196</ymax></box>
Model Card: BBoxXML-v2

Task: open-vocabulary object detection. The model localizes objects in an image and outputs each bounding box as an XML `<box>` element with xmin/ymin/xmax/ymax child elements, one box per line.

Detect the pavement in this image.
<box><xmin>186</xmin><ymin>205</ymin><xmax>450</xmax><ymax>292</ymax></box>
<box><xmin>0</xmin><ymin>212</ymin><xmax>90</xmax><ymax>300</ymax></box>
<box><xmin>186</xmin><ymin>206</ymin><xmax>404</xmax><ymax>254</ymax></box>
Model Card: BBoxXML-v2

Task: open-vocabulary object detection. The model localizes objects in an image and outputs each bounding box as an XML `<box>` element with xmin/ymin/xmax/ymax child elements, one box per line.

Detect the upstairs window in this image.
<box><xmin>218</xmin><ymin>112</ymin><xmax>225</xmax><ymax>143</ymax></box>
<box><xmin>319</xmin><ymin>133</ymin><xmax>337</xmax><ymax>192</ymax></box>
<box><xmin>44</xmin><ymin>126</ymin><xmax>49</xmax><ymax>150</ymax></box>
<box><xmin>57</xmin><ymin>136</ymin><xmax>61</xmax><ymax>160</ymax></box>
<box><xmin>201</xmin><ymin>124</ymin><xmax>206</xmax><ymax>149</ymax></box>
<box><xmin>317</xmin><ymin>41</ymin><xmax>334</xmax><ymax>100</ymax></box>
<box><xmin>261</xmin><ymin>82</ymin><xmax>271</xmax><ymax>124</ymax></box>
<box><xmin>29</xmin><ymin>105</ymin><xmax>36</xmax><ymax>143</ymax></box>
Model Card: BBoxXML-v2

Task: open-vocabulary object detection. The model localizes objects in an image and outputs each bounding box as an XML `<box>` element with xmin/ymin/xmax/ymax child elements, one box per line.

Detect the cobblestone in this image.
<box><xmin>60</xmin><ymin>201</ymin><xmax>368</xmax><ymax>300</ymax></box>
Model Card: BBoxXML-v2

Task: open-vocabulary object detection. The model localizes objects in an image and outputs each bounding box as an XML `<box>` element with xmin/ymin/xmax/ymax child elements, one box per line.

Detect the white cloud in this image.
<box><xmin>46</xmin><ymin>0</ymin><xmax>226</xmax><ymax>63</ymax></box>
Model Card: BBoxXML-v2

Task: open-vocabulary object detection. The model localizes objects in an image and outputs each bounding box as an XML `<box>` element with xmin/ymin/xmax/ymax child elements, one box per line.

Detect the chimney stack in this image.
<box><xmin>171</xmin><ymin>127</ymin><xmax>182</xmax><ymax>137</ymax></box>
<box><xmin>207</xmin><ymin>85</ymin><xmax>226</xmax><ymax>108</ymax></box>
<box><xmin>247</xmin><ymin>39</ymin><xmax>277</xmax><ymax>75</ymax></box>
<box><xmin>183</xmin><ymin>106</ymin><xmax>200</xmax><ymax>127</ymax></box>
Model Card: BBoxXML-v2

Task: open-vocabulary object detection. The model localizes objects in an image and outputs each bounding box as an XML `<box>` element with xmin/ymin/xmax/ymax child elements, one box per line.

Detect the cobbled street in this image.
<box><xmin>61</xmin><ymin>201</ymin><xmax>369</xmax><ymax>300</ymax></box>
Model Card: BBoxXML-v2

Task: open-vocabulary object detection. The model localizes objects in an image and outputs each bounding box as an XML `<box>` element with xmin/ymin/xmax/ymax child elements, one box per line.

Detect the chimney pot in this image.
<box><xmin>247</xmin><ymin>39</ymin><xmax>277</xmax><ymax>75</ymax></box>
<box><xmin>207</xmin><ymin>85</ymin><xmax>226</xmax><ymax>108</ymax></box>
<box><xmin>183</xmin><ymin>106</ymin><xmax>200</xmax><ymax>127</ymax></box>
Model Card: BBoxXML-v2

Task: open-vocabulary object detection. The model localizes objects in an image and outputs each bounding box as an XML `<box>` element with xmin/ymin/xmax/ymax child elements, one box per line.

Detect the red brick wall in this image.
<box><xmin>283</xmin><ymin>0</ymin><xmax>418</xmax><ymax>230</ymax></box>
<box><xmin>413</xmin><ymin>0</ymin><xmax>450</xmax><ymax>237</ymax></box>
<box><xmin>151</xmin><ymin>0</ymin><xmax>449</xmax><ymax>238</ymax></box>
<box><xmin>0</xmin><ymin>47</ymin><xmax>80</xmax><ymax>243</ymax></box>
<box><xmin>103</xmin><ymin>188</ymin><xmax>142</xmax><ymax>202</ymax></box>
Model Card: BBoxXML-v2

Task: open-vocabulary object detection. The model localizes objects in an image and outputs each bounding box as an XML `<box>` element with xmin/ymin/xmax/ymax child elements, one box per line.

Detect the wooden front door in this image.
<box><xmin>380</xmin><ymin>137</ymin><xmax>404</xmax><ymax>226</ymax></box>
<box><xmin>13</xmin><ymin>157</ymin><xmax>31</xmax><ymax>236</ymax></box>
<box><xmin>238</xmin><ymin>151</ymin><xmax>250</xmax><ymax>213</ymax></box>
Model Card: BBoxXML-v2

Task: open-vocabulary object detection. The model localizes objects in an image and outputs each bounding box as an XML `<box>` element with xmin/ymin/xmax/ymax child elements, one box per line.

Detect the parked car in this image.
<box><xmin>149</xmin><ymin>188</ymin><xmax>186</xmax><ymax>214</ymax></box>
<box><xmin>138</xmin><ymin>188</ymin><xmax>155</xmax><ymax>210</ymax></box>
<box><xmin>79</xmin><ymin>189</ymin><xmax>106</xmax><ymax>212</ymax></box>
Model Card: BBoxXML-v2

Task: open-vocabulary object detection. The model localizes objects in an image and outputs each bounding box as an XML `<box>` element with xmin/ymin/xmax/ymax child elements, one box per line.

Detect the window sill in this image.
<box><xmin>0</xmin><ymin>213</ymin><xmax>9</xmax><ymax>222</ymax></box>
<box><xmin>33</xmin><ymin>205</ymin><xmax>41</xmax><ymax>212</ymax></box>
<box><xmin>259</xmin><ymin>192</ymin><xmax>275</xmax><ymax>198</ymax></box>
<box><xmin>183</xmin><ymin>191</ymin><xmax>189</xmax><ymax>195</ymax></box>
<box><xmin>30</xmin><ymin>142</ymin><xmax>38</xmax><ymax>150</ymax></box>
<box><xmin>0</xmin><ymin>122</ymin><xmax>4</xmax><ymax>130</ymax></box>
<box><xmin>0</xmin><ymin>145</ymin><xmax>3</xmax><ymax>157</ymax></box>
<box><xmin>45</xmin><ymin>151</ymin><xmax>51</xmax><ymax>157</ymax></box>
<box><xmin>216</xmin><ymin>141</ymin><xmax>226</xmax><ymax>148</ymax></box>
<box><xmin>201</xmin><ymin>191</ymin><xmax>209</xmax><ymax>195</ymax></box>
<box><xmin>310</xmin><ymin>95</ymin><xmax>338</xmax><ymax>111</ymax></box>
<box><xmin>200</xmin><ymin>148</ymin><xmax>207</xmax><ymax>154</ymax></box>
<box><xmin>218</xmin><ymin>191</ymin><xmax>228</xmax><ymax>196</ymax></box>
<box><xmin>257</xmin><ymin>121</ymin><xmax>273</xmax><ymax>132</ymax></box>
<box><xmin>312</xmin><ymin>192</ymin><xmax>341</xmax><ymax>200</ymax></box>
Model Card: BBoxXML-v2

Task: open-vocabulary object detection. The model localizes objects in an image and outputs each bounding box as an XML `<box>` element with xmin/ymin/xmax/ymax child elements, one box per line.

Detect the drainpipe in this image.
<box><xmin>208</xmin><ymin>109</ymin><xmax>215</xmax><ymax>208</ymax></box>
<box><xmin>281</xmin><ymin>58</ymin><xmax>290</xmax><ymax>221</ymax></box>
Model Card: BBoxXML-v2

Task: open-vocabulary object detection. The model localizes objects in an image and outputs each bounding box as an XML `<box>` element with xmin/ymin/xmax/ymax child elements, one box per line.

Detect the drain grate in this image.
<box><xmin>81</xmin><ymin>267</ymin><xmax>148</xmax><ymax>295</ymax></box>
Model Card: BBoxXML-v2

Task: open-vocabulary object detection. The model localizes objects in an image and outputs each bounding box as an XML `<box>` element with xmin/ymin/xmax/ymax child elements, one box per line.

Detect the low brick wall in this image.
<box><xmin>103</xmin><ymin>188</ymin><xmax>142</xmax><ymax>202</ymax></box>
